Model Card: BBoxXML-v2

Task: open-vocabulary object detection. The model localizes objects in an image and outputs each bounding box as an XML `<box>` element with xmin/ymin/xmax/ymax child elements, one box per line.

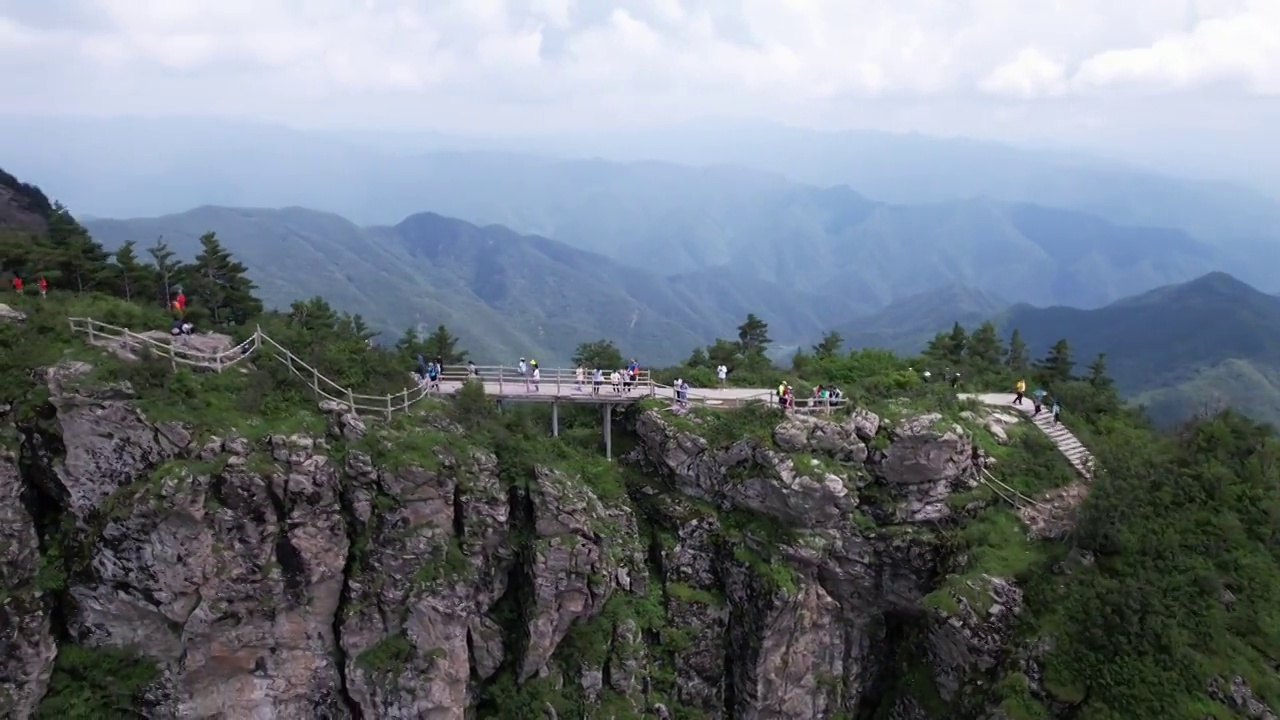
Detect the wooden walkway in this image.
<box><xmin>67</xmin><ymin>316</ymin><xmax>850</xmax><ymax>416</ymax></box>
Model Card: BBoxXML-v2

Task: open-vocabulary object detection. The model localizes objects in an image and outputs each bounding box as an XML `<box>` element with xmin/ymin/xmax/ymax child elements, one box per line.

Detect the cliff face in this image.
<box><xmin>0</xmin><ymin>359</ymin><xmax>1031</xmax><ymax>719</ymax></box>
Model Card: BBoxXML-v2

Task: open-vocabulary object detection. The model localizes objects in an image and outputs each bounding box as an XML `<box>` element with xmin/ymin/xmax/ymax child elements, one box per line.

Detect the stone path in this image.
<box><xmin>963</xmin><ymin>392</ymin><xmax>1096</xmax><ymax>537</ymax></box>
<box><xmin>961</xmin><ymin>393</ymin><xmax>1094</xmax><ymax>479</ymax></box>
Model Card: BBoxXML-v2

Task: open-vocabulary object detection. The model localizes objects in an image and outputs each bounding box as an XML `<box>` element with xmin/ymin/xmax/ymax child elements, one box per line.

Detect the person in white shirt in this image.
<box><xmin>591</xmin><ymin>368</ymin><xmax>604</xmax><ymax>395</ymax></box>
<box><xmin>575</xmin><ymin>365</ymin><xmax>585</xmax><ymax>391</ymax></box>
<box><xmin>716</xmin><ymin>364</ymin><xmax>728</xmax><ymax>386</ymax></box>
<box><xmin>609</xmin><ymin>370</ymin><xmax>622</xmax><ymax>393</ymax></box>
<box><xmin>531</xmin><ymin>365</ymin><xmax>540</xmax><ymax>392</ymax></box>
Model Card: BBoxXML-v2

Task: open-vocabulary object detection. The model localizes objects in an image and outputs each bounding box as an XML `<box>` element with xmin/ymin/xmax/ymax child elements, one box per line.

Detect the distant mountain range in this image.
<box><xmin>3</xmin><ymin>114</ymin><xmax>1278</xmax><ymax>300</ymax></box>
<box><xmin>998</xmin><ymin>272</ymin><xmax>1280</xmax><ymax>426</ymax></box>
<box><xmin>83</xmin><ymin>207</ymin><xmax>858</xmax><ymax>365</ymax></box>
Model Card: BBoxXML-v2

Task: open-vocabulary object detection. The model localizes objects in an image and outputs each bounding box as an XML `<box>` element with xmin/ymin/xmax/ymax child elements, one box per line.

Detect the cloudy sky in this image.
<box><xmin>1</xmin><ymin>0</ymin><xmax>1278</xmax><ymax>186</ymax></box>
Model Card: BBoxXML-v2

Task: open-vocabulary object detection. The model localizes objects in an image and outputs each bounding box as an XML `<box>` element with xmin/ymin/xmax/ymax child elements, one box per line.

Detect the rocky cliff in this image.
<box><xmin>0</xmin><ymin>358</ymin><xmax>1052</xmax><ymax>719</ymax></box>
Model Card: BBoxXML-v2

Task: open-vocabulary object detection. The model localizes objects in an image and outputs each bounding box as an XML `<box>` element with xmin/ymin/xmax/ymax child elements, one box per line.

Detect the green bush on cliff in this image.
<box><xmin>36</xmin><ymin>645</ymin><xmax>159</xmax><ymax>719</ymax></box>
<box><xmin>1023</xmin><ymin>412</ymin><xmax>1280</xmax><ymax>718</ymax></box>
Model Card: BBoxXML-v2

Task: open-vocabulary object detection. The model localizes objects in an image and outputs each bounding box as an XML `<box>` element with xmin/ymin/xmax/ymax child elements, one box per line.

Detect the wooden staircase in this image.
<box><xmin>1025</xmin><ymin>408</ymin><xmax>1094</xmax><ymax>479</ymax></box>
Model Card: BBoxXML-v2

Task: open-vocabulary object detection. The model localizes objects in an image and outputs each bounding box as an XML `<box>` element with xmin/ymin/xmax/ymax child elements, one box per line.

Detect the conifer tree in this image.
<box><xmin>1006</xmin><ymin>329</ymin><xmax>1029</xmax><ymax>370</ymax></box>
<box><xmin>186</xmin><ymin>232</ymin><xmax>262</xmax><ymax>325</ymax></box>
<box><xmin>1037</xmin><ymin>338</ymin><xmax>1075</xmax><ymax>384</ymax></box>
<box><xmin>736</xmin><ymin>314</ymin><xmax>771</xmax><ymax>358</ymax></box>
<box><xmin>812</xmin><ymin>331</ymin><xmax>843</xmax><ymax>359</ymax></box>
<box><xmin>147</xmin><ymin>238</ymin><xmax>180</xmax><ymax>309</ymax></box>
<box><xmin>46</xmin><ymin>202</ymin><xmax>110</xmax><ymax>292</ymax></box>
<box><xmin>113</xmin><ymin>241</ymin><xmax>154</xmax><ymax>302</ymax></box>
<box><xmin>965</xmin><ymin>321</ymin><xmax>1005</xmax><ymax>367</ymax></box>
<box><xmin>423</xmin><ymin>324</ymin><xmax>467</xmax><ymax>365</ymax></box>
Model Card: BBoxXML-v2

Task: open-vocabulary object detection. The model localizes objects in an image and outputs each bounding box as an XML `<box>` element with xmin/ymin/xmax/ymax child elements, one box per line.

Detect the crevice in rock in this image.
<box><xmin>264</xmin><ymin>476</ymin><xmax>307</xmax><ymax>600</ymax></box>
<box><xmin>331</xmin><ymin>469</ymin><xmax>365</xmax><ymax>719</ymax></box>
<box><xmin>855</xmin><ymin>610</ymin><xmax>927</xmax><ymax>720</ymax></box>
<box><xmin>473</xmin><ymin>483</ymin><xmax>538</xmax><ymax>714</ymax></box>
<box><xmin>18</xmin><ymin>419</ymin><xmax>74</xmax><ymax>648</ymax></box>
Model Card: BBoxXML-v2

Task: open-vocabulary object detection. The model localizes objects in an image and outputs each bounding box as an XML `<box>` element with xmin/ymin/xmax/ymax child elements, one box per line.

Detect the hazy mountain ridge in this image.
<box><xmin>83</xmin><ymin>206</ymin><xmax>860</xmax><ymax>365</ymax></box>
<box><xmin>3</xmin><ymin>114</ymin><xmax>1276</xmax><ymax>296</ymax></box>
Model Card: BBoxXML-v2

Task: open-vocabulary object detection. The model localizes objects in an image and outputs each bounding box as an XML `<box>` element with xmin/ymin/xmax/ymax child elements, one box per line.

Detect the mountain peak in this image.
<box><xmin>1111</xmin><ymin>271</ymin><xmax>1267</xmax><ymax>310</ymax></box>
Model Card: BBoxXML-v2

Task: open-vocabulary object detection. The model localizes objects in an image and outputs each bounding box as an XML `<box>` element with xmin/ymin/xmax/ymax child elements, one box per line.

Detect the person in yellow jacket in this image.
<box><xmin>1014</xmin><ymin>379</ymin><xmax>1026</xmax><ymax>406</ymax></box>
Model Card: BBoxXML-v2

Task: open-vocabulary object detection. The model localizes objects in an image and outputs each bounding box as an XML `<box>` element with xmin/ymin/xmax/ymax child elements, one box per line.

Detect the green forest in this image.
<box><xmin>2</xmin><ymin>196</ymin><xmax>1278</xmax><ymax>720</ymax></box>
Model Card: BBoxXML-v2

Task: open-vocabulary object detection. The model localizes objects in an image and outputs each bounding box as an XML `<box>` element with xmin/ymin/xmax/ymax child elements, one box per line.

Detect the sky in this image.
<box><xmin>1</xmin><ymin>0</ymin><xmax>1278</xmax><ymax>187</ymax></box>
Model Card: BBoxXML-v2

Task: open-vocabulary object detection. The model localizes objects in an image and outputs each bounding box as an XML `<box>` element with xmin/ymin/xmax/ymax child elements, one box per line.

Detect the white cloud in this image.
<box><xmin>0</xmin><ymin>0</ymin><xmax>1276</xmax><ymax>129</ymax></box>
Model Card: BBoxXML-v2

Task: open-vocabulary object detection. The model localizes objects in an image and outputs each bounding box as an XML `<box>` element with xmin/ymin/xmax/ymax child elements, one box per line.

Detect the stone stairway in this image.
<box><xmin>1026</xmin><ymin>409</ymin><xmax>1094</xmax><ymax>479</ymax></box>
<box><xmin>959</xmin><ymin>393</ymin><xmax>1095</xmax><ymax>480</ymax></box>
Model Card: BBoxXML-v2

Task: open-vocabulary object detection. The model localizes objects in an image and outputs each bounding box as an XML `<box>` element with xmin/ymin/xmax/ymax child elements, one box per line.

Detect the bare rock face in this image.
<box><xmin>522</xmin><ymin>467</ymin><xmax>644</xmax><ymax>680</ymax></box>
<box><xmin>338</xmin><ymin>436</ymin><xmax>512</xmax><ymax>719</ymax></box>
<box><xmin>37</xmin><ymin>361</ymin><xmax>190</xmax><ymax>521</ymax></box>
<box><xmin>1209</xmin><ymin>675</ymin><xmax>1278</xmax><ymax>720</ymax></box>
<box><xmin>632</xmin><ymin>407</ymin><xmax>986</xmax><ymax>718</ymax></box>
<box><xmin>65</xmin><ymin>433</ymin><xmax>351</xmax><ymax>718</ymax></box>
<box><xmin>0</xmin><ymin>303</ymin><xmax>27</xmax><ymax>322</ymax></box>
<box><xmin>926</xmin><ymin>576</ymin><xmax>1024</xmax><ymax>702</ymax></box>
<box><xmin>874</xmin><ymin>413</ymin><xmax>980</xmax><ymax>523</ymax></box>
<box><xmin>0</xmin><ymin>449</ymin><xmax>56</xmax><ymax>717</ymax></box>
<box><xmin>339</xmin><ymin>436</ymin><xmax>648</xmax><ymax>716</ymax></box>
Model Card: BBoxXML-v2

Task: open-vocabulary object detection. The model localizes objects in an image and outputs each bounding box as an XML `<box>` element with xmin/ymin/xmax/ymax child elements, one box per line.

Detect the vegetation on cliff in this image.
<box><xmin>0</xmin><ymin>185</ymin><xmax>1277</xmax><ymax>719</ymax></box>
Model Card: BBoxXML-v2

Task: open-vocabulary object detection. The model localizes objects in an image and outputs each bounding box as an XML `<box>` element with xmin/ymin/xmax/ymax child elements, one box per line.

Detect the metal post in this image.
<box><xmin>604</xmin><ymin>405</ymin><xmax>613</xmax><ymax>461</ymax></box>
<box><xmin>556</xmin><ymin>369</ymin><xmax>561</xmax><ymax>396</ymax></box>
<box><xmin>498</xmin><ymin>367</ymin><xmax>503</xmax><ymax>395</ymax></box>
<box><xmin>552</xmin><ymin>401</ymin><xmax>559</xmax><ymax>437</ymax></box>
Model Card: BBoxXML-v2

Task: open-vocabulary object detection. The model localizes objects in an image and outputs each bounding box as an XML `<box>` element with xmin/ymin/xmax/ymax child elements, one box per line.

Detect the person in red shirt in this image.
<box><xmin>37</xmin><ymin>277</ymin><xmax>47</xmax><ymax>297</ymax></box>
<box><xmin>11</xmin><ymin>275</ymin><xmax>22</xmax><ymax>294</ymax></box>
<box><xmin>172</xmin><ymin>289</ymin><xmax>186</xmax><ymax>316</ymax></box>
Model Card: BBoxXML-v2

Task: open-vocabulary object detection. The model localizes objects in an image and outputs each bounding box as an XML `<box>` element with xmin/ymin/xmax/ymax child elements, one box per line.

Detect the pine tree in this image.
<box><xmin>113</xmin><ymin>241</ymin><xmax>154</xmax><ymax>302</ymax></box>
<box><xmin>1037</xmin><ymin>338</ymin><xmax>1075</xmax><ymax>384</ymax></box>
<box><xmin>396</xmin><ymin>327</ymin><xmax>422</xmax><ymax>356</ymax></box>
<box><xmin>423</xmin><ymin>324</ymin><xmax>467</xmax><ymax>365</ymax></box>
<box><xmin>965</xmin><ymin>321</ymin><xmax>1005</xmax><ymax>367</ymax></box>
<box><xmin>1086</xmin><ymin>352</ymin><xmax>1114</xmax><ymax>390</ymax></box>
<box><xmin>1006</xmin><ymin>329</ymin><xmax>1029</xmax><ymax>370</ymax></box>
<box><xmin>147</xmin><ymin>238</ymin><xmax>180</xmax><ymax>309</ymax></box>
<box><xmin>187</xmin><ymin>232</ymin><xmax>262</xmax><ymax>325</ymax></box>
<box><xmin>812</xmin><ymin>331</ymin><xmax>843</xmax><ymax>359</ymax></box>
<box><xmin>573</xmin><ymin>339</ymin><xmax>623</xmax><ymax>370</ymax></box>
<box><xmin>736</xmin><ymin>314</ymin><xmax>771</xmax><ymax>357</ymax></box>
<box><xmin>46</xmin><ymin>202</ymin><xmax>110</xmax><ymax>292</ymax></box>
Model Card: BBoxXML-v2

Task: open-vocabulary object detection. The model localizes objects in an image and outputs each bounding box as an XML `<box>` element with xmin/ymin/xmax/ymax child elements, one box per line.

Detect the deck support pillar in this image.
<box><xmin>603</xmin><ymin>405</ymin><xmax>613</xmax><ymax>461</ymax></box>
<box><xmin>552</xmin><ymin>401</ymin><xmax>559</xmax><ymax>437</ymax></box>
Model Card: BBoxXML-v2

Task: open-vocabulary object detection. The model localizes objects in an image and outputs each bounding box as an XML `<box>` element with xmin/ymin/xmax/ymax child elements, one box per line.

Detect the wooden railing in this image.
<box><xmin>67</xmin><ymin>317</ymin><xmax>258</xmax><ymax>370</ymax></box>
<box><xmin>68</xmin><ymin>316</ymin><xmax>663</xmax><ymax>417</ymax></box>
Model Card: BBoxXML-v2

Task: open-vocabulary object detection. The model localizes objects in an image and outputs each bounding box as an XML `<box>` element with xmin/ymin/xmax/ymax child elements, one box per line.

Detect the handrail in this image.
<box><xmin>981</xmin><ymin>467</ymin><xmax>1050</xmax><ymax>510</ymax></box>
<box><xmin>67</xmin><ymin>316</ymin><xmax>674</xmax><ymax>417</ymax></box>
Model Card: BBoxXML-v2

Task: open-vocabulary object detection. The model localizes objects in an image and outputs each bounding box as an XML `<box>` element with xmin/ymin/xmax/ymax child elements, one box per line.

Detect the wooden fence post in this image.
<box><xmin>312</xmin><ymin>368</ymin><xmax>319</xmax><ymax>400</ymax></box>
<box><xmin>87</xmin><ymin>321</ymin><xmax>96</xmax><ymax>345</ymax></box>
<box><xmin>347</xmin><ymin>387</ymin><xmax>355</xmax><ymax>412</ymax></box>
<box><xmin>385</xmin><ymin>394</ymin><xmax>392</xmax><ymax>420</ymax></box>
